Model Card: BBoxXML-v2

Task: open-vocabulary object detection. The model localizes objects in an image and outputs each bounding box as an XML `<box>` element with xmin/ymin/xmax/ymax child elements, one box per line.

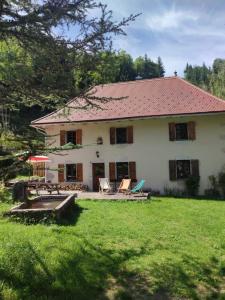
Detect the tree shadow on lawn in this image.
<box><xmin>0</xmin><ymin>237</ymin><xmax>225</xmax><ymax>300</ymax></box>
<box><xmin>57</xmin><ymin>203</ymin><xmax>87</xmax><ymax>226</ymax></box>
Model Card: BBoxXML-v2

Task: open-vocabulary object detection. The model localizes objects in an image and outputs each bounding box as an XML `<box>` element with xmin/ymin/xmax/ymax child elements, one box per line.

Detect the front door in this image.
<box><xmin>92</xmin><ymin>163</ymin><xmax>105</xmax><ymax>191</ymax></box>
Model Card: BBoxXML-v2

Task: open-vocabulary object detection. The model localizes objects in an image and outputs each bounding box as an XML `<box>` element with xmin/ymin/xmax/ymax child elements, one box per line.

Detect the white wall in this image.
<box><xmin>43</xmin><ymin>114</ymin><xmax>225</xmax><ymax>194</ymax></box>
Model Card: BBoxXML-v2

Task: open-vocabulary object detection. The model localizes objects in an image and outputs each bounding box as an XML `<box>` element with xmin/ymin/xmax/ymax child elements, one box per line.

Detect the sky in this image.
<box><xmin>102</xmin><ymin>0</ymin><xmax>225</xmax><ymax>76</ymax></box>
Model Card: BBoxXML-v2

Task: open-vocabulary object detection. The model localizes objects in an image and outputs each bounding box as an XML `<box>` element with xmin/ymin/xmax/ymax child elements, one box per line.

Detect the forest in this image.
<box><xmin>184</xmin><ymin>59</ymin><xmax>225</xmax><ymax>100</ymax></box>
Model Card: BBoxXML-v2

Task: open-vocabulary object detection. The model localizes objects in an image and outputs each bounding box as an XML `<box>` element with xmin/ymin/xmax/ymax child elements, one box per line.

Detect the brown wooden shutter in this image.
<box><xmin>169</xmin><ymin>160</ymin><xmax>177</xmax><ymax>181</ymax></box>
<box><xmin>109</xmin><ymin>162</ymin><xmax>116</xmax><ymax>181</ymax></box>
<box><xmin>169</xmin><ymin>123</ymin><xmax>176</xmax><ymax>141</ymax></box>
<box><xmin>188</xmin><ymin>121</ymin><xmax>196</xmax><ymax>140</ymax></box>
<box><xmin>76</xmin><ymin>129</ymin><xmax>82</xmax><ymax>145</ymax></box>
<box><xmin>58</xmin><ymin>164</ymin><xmax>65</xmax><ymax>182</ymax></box>
<box><xmin>60</xmin><ymin>130</ymin><xmax>66</xmax><ymax>146</ymax></box>
<box><xmin>76</xmin><ymin>163</ymin><xmax>83</xmax><ymax>181</ymax></box>
<box><xmin>127</xmin><ymin>126</ymin><xmax>133</xmax><ymax>144</ymax></box>
<box><xmin>129</xmin><ymin>161</ymin><xmax>136</xmax><ymax>181</ymax></box>
<box><xmin>110</xmin><ymin>127</ymin><xmax>116</xmax><ymax>144</ymax></box>
<box><xmin>191</xmin><ymin>160</ymin><xmax>199</xmax><ymax>177</ymax></box>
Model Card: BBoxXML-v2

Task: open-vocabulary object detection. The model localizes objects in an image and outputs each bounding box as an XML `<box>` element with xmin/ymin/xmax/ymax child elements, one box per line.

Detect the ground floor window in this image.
<box><xmin>176</xmin><ymin>160</ymin><xmax>191</xmax><ymax>179</ymax></box>
<box><xmin>66</xmin><ymin>164</ymin><xmax>76</xmax><ymax>182</ymax></box>
<box><xmin>169</xmin><ymin>159</ymin><xmax>199</xmax><ymax>181</ymax></box>
<box><xmin>116</xmin><ymin>162</ymin><xmax>129</xmax><ymax>180</ymax></box>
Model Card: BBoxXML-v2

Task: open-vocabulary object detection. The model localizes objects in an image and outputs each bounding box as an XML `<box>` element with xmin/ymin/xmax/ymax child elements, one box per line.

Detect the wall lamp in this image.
<box><xmin>96</xmin><ymin>151</ymin><xmax>100</xmax><ymax>158</ymax></box>
<box><xmin>97</xmin><ymin>137</ymin><xmax>103</xmax><ymax>145</ymax></box>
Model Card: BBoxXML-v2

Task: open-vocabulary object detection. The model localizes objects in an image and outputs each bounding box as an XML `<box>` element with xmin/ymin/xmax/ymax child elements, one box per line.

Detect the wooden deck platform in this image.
<box><xmin>30</xmin><ymin>190</ymin><xmax>149</xmax><ymax>201</ymax></box>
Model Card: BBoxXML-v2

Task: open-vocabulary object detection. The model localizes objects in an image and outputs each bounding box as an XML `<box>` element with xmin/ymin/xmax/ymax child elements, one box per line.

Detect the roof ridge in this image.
<box><xmin>95</xmin><ymin>76</ymin><xmax>177</xmax><ymax>88</ymax></box>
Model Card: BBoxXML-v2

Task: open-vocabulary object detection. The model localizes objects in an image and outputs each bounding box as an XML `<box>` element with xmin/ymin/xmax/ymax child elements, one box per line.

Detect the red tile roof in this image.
<box><xmin>32</xmin><ymin>77</ymin><xmax>225</xmax><ymax>125</ymax></box>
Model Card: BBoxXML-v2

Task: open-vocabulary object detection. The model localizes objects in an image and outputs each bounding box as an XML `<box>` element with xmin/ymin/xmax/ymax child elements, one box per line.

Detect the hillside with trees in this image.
<box><xmin>0</xmin><ymin>39</ymin><xmax>165</xmax><ymax>136</ymax></box>
<box><xmin>184</xmin><ymin>59</ymin><xmax>225</xmax><ymax>100</ymax></box>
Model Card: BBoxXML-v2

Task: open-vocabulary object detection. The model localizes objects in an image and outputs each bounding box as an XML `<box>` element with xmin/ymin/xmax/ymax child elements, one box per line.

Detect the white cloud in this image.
<box><xmin>95</xmin><ymin>0</ymin><xmax>225</xmax><ymax>76</ymax></box>
<box><xmin>146</xmin><ymin>9</ymin><xmax>199</xmax><ymax>31</ymax></box>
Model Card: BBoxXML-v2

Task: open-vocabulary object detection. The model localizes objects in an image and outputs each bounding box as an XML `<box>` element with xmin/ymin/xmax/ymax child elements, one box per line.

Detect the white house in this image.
<box><xmin>31</xmin><ymin>77</ymin><xmax>225</xmax><ymax>194</ymax></box>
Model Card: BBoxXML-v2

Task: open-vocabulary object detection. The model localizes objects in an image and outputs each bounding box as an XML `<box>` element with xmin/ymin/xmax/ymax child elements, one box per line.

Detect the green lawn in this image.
<box><xmin>0</xmin><ymin>198</ymin><xmax>225</xmax><ymax>300</ymax></box>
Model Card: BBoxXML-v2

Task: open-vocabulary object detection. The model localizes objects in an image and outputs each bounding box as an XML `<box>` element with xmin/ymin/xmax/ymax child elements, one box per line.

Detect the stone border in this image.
<box><xmin>9</xmin><ymin>194</ymin><xmax>77</xmax><ymax>219</ymax></box>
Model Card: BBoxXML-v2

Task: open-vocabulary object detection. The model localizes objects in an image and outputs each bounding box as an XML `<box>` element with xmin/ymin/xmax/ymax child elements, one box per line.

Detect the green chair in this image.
<box><xmin>130</xmin><ymin>179</ymin><xmax>145</xmax><ymax>195</ymax></box>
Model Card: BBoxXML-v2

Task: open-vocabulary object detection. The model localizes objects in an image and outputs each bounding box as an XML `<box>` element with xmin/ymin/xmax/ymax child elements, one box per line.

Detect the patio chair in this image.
<box><xmin>118</xmin><ymin>179</ymin><xmax>131</xmax><ymax>193</ymax></box>
<box><xmin>99</xmin><ymin>178</ymin><xmax>112</xmax><ymax>193</ymax></box>
<box><xmin>129</xmin><ymin>179</ymin><xmax>145</xmax><ymax>195</ymax></box>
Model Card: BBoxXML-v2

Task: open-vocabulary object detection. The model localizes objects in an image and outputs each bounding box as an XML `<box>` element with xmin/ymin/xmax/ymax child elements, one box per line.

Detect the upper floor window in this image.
<box><xmin>60</xmin><ymin>129</ymin><xmax>82</xmax><ymax>146</ymax></box>
<box><xmin>67</xmin><ymin>131</ymin><xmax>76</xmax><ymax>144</ymax></box>
<box><xmin>175</xmin><ymin>123</ymin><xmax>188</xmax><ymax>141</ymax></box>
<box><xmin>110</xmin><ymin>126</ymin><xmax>133</xmax><ymax>144</ymax></box>
<box><xmin>116</xmin><ymin>128</ymin><xmax>127</xmax><ymax>144</ymax></box>
<box><xmin>169</xmin><ymin>122</ymin><xmax>196</xmax><ymax>141</ymax></box>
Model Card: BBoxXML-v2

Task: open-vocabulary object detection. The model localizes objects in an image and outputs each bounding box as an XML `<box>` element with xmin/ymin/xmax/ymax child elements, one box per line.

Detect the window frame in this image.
<box><xmin>66</xmin><ymin>130</ymin><xmax>77</xmax><ymax>144</ymax></box>
<box><xmin>116</xmin><ymin>162</ymin><xmax>129</xmax><ymax>181</ymax></box>
<box><xmin>175</xmin><ymin>123</ymin><xmax>188</xmax><ymax>141</ymax></box>
<box><xmin>176</xmin><ymin>160</ymin><xmax>191</xmax><ymax>180</ymax></box>
<box><xmin>115</xmin><ymin>127</ymin><xmax>128</xmax><ymax>144</ymax></box>
<box><xmin>66</xmin><ymin>164</ymin><xmax>77</xmax><ymax>182</ymax></box>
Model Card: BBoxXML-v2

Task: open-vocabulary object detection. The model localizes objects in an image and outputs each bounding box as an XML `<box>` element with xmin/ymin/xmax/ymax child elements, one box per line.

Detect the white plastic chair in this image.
<box><xmin>99</xmin><ymin>178</ymin><xmax>112</xmax><ymax>193</ymax></box>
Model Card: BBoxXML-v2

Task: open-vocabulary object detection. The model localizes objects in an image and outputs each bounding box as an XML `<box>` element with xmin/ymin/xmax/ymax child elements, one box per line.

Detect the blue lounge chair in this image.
<box><xmin>129</xmin><ymin>179</ymin><xmax>145</xmax><ymax>195</ymax></box>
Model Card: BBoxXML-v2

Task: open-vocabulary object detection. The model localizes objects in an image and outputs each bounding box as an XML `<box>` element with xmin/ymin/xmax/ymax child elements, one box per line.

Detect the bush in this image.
<box><xmin>204</xmin><ymin>175</ymin><xmax>220</xmax><ymax>199</ymax></box>
<box><xmin>164</xmin><ymin>186</ymin><xmax>185</xmax><ymax>197</ymax></box>
<box><xmin>218</xmin><ymin>172</ymin><xmax>225</xmax><ymax>198</ymax></box>
<box><xmin>185</xmin><ymin>176</ymin><xmax>200</xmax><ymax>197</ymax></box>
<box><xmin>0</xmin><ymin>184</ymin><xmax>12</xmax><ymax>203</ymax></box>
<box><xmin>18</xmin><ymin>162</ymin><xmax>32</xmax><ymax>176</ymax></box>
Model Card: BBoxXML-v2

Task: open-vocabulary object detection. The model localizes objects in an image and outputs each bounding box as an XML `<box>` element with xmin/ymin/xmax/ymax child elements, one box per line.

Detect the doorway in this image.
<box><xmin>92</xmin><ymin>163</ymin><xmax>105</xmax><ymax>191</ymax></box>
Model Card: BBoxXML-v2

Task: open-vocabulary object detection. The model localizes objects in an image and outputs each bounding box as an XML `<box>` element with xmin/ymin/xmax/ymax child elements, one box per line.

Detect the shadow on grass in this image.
<box><xmin>0</xmin><ymin>235</ymin><xmax>225</xmax><ymax>300</ymax></box>
<box><xmin>57</xmin><ymin>203</ymin><xmax>87</xmax><ymax>226</ymax></box>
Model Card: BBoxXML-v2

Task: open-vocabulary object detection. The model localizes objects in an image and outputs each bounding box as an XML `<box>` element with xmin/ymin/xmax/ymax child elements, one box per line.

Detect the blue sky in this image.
<box><xmin>102</xmin><ymin>0</ymin><xmax>225</xmax><ymax>76</ymax></box>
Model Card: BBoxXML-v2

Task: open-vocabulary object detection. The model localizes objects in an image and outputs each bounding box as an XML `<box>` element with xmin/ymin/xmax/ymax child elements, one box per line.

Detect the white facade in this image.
<box><xmin>44</xmin><ymin>113</ymin><xmax>225</xmax><ymax>194</ymax></box>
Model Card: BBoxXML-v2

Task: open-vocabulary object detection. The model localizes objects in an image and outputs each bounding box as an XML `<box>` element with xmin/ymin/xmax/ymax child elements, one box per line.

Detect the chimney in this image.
<box><xmin>135</xmin><ymin>74</ymin><xmax>142</xmax><ymax>80</ymax></box>
<box><xmin>174</xmin><ymin>71</ymin><xmax>177</xmax><ymax>77</ymax></box>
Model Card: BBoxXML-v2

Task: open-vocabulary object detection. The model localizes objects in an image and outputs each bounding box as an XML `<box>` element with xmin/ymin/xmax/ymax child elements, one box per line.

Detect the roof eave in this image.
<box><xmin>31</xmin><ymin>110</ymin><xmax>225</xmax><ymax>127</ymax></box>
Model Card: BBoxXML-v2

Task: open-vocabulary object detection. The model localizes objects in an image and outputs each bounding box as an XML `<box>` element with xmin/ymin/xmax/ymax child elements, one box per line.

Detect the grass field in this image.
<box><xmin>0</xmin><ymin>198</ymin><xmax>225</xmax><ymax>299</ymax></box>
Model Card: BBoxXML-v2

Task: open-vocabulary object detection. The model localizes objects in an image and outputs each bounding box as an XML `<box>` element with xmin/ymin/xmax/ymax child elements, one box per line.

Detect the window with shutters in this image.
<box><xmin>116</xmin><ymin>128</ymin><xmax>127</xmax><ymax>144</ymax></box>
<box><xmin>66</xmin><ymin>164</ymin><xmax>76</xmax><ymax>182</ymax></box>
<box><xmin>66</xmin><ymin>131</ymin><xmax>76</xmax><ymax>144</ymax></box>
<box><xmin>175</xmin><ymin>123</ymin><xmax>188</xmax><ymax>140</ymax></box>
<box><xmin>116</xmin><ymin>162</ymin><xmax>129</xmax><ymax>180</ymax></box>
<box><xmin>169</xmin><ymin>159</ymin><xmax>199</xmax><ymax>181</ymax></box>
<box><xmin>110</xmin><ymin>126</ymin><xmax>133</xmax><ymax>144</ymax></box>
<box><xmin>169</xmin><ymin>122</ymin><xmax>196</xmax><ymax>141</ymax></box>
<box><xmin>177</xmin><ymin>160</ymin><xmax>191</xmax><ymax>179</ymax></box>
